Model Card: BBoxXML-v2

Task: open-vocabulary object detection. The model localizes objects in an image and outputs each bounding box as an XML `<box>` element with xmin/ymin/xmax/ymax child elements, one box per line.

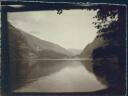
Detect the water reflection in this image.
<box><xmin>81</xmin><ymin>58</ymin><xmax>120</xmax><ymax>88</ymax></box>
<box><xmin>92</xmin><ymin>59</ymin><xmax>120</xmax><ymax>87</ymax></box>
<box><xmin>28</xmin><ymin>60</ymin><xmax>68</xmax><ymax>79</ymax></box>
<box><xmin>15</xmin><ymin>60</ymin><xmax>107</xmax><ymax>92</ymax></box>
<box><xmin>81</xmin><ymin>60</ymin><xmax>108</xmax><ymax>86</ymax></box>
<box><xmin>81</xmin><ymin>60</ymin><xmax>94</xmax><ymax>73</ymax></box>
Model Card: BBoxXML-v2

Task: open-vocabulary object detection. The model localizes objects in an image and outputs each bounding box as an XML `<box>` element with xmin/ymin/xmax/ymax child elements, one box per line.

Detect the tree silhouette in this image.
<box><xmin>92</xmin><ymin>5</ymin><xmax>126</xmax><ymax>93</ymax></box>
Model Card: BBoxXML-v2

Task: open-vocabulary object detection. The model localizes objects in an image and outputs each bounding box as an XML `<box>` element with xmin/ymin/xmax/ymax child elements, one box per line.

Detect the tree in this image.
<box><xmin>92</xmin><ymin>5</ymin><xmax>126</xmax><ymax>93</ymax></box>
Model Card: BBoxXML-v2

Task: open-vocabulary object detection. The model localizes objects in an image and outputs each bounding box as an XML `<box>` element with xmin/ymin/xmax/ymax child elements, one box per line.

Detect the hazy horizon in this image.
<box><xmin>8</xmin><ymin>10</ymin><xmax>98</xmax><ymax>50</ymax></box>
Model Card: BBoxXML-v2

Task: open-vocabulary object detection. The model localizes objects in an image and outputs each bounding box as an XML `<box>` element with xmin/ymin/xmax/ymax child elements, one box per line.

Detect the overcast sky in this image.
<box><xmin>8</xmin><ymin>10</ymin><xmax>98</xmax><ymax>50</ymax></box>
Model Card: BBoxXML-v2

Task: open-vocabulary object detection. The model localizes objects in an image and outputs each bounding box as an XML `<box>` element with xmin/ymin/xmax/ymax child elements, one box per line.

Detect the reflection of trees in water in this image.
<box><xmin>81</xmin><ymin>58</ymin><xmax>119</xmax><ymax>87</ymax></box>
<box><xmin>92</xmin><ymin>58</ymin><xmax>119</xmax><ymax>87</ymax></box>
<box><xmin>81</xmin><ymin>60</ymin><xmax>94</xmax><ymax>74</ymax></box>
<box><xmin>91</xmin><ymin>45</ymin><xmax>121</xmax><ymax>88</ymax></box>
<box><xmin>81</xmin><ymin>60</ymin><xmax>108</xmax><ymax>86</ymax></box>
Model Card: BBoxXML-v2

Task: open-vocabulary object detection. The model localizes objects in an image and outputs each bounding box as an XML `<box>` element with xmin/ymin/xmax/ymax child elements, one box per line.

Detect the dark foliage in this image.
<box><xmin>91</xmin><ymin>5</ymin><xmax>126</xmax><ymax>94</ymax></box>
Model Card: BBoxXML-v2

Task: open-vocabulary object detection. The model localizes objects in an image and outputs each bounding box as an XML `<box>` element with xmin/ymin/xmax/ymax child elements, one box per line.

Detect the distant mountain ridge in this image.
<box><xmin>68</xmin><ymin>48</ymin><xmax>82</xmax><ymax>56</ymax></box>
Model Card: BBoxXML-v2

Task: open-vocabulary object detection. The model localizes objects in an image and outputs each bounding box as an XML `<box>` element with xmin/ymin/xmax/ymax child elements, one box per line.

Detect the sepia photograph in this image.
<box><xmin>1</xmin><ymin>2</ymin><xmax>126</xmax><ymax>95</ymax></box>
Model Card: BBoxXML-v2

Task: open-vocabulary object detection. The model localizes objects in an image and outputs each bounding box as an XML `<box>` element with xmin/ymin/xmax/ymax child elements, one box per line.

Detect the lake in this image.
<box><xmin>14</xmin><ymin>59</ymin><xmax>107</xmax><ymax>92</ymax></box>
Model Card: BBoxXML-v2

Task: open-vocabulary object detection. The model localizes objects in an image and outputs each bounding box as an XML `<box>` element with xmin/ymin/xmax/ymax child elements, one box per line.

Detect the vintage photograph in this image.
<box><xmin>6</xmin><ymin>4</ymin><xmax>126</xmax><ymax>94</ymax></box>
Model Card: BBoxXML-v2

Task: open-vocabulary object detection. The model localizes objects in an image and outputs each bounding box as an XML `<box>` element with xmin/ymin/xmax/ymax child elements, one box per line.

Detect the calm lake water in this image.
<box><xmin>15</xmin><ymin>60</ymin><xmax>107</xmax><ymax>92</ymax></box>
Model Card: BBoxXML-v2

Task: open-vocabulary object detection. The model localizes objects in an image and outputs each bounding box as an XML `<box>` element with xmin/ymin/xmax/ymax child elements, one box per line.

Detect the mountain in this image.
<box><xmin>8</xmin><ymin>23</ymin><xmax>72</xmax><ymax>59</ymax></box>
<box><xmin>8</xmin><ymin>22</ymin><xmax>72</xmax><ymax>89</ymax></box>
<box><xmin>80</xmin><ymin>35</ymin><xmax>109</xmax><ymax>58</ymax></box>
<box><xmin>68</xmin><ymin>48</ymin><xmax>82</xmax><ymax>56</ymax></box>
<box><xmin>21</xmin><ymin>31</ymin><xmax>72</xmax><ymax>58</ymax></box>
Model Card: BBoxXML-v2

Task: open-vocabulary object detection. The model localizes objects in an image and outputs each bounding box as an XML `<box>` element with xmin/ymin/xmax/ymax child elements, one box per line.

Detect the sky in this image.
<box><xmin>8</xmin><ymin>10</ymin><xmax>98</xmax><ymax>50</ymax></box>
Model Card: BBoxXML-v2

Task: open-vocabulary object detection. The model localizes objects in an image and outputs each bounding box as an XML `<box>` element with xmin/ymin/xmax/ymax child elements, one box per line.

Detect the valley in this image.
<box><xmin>8</xmin><ymin>22</ymin><xmax>108</xmax><ymax>92</ymax></box>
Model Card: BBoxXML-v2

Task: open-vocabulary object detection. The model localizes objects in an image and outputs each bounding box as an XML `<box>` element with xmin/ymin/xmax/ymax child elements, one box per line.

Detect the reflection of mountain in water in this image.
<box><xmin>28</xmin><ymin>60</ymin><xmax>68</xmax><ymax>79</ymax></box>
